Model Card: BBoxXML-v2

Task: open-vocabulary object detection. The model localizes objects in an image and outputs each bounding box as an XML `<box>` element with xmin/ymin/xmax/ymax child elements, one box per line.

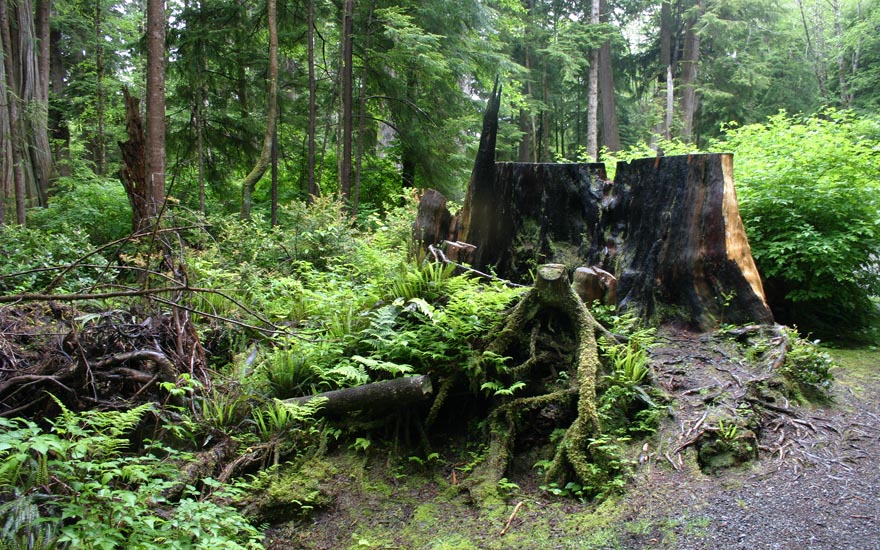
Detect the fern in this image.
<box><xmin>351</xmin><ymin>355</ymin><xmax>413</xmax><ymax>377</ymax></box>
<box><xmin>326</xmin><ymin>361</ymin><xmax>370</xmax><ymax>386</ymax></box>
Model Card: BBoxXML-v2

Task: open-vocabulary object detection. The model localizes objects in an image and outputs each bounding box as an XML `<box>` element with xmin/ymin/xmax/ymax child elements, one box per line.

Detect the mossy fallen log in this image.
<box><xmin>284</xmin><ymin>375</ymin><xmax>433</xmax><ymax>416</ymax></box>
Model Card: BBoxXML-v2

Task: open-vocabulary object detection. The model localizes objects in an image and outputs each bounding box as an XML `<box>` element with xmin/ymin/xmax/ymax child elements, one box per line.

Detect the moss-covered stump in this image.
<box><xmin>696</xmin><ymin>427</ymin><xmax>759</xmax><ymax>474</ymax></box>
<box><xmin>467</xmin><ymin>264</ymin><xmax>616</xmax><ymax>502</ymax></box>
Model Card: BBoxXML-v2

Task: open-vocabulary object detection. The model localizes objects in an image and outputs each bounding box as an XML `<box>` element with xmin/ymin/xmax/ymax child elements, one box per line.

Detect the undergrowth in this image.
<box><xmin>0</xmin><ymin>398</ymin><xmax>263</xmax><ymax>550</ymax></box>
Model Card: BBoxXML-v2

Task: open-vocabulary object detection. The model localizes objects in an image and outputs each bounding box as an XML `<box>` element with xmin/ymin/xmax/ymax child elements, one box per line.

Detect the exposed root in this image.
<box><xmin>467</xmin><ymin>264</ymin><xmax>611</xmax><ymax>499</ymax></box>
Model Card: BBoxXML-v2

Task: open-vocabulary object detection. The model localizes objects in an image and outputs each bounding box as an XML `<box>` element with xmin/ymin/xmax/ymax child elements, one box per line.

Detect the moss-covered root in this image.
<box><xmin>545</xmin><ymin>301</ymin><xmax>602</xmax><ymax>484</ymax></box>
<box><xmin>474</xmin><ymin>264</ymin><xmax>604</xmax><ymax>495</ymax></box>
<box><xmin>466</xmin><ymin>390</ymin><xmax>576</xmax><ymax>504</ymax></box>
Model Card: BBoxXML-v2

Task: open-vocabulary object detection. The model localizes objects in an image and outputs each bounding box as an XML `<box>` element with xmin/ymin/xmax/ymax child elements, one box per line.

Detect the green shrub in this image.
<box><xmin>718</xmin><ymin>110</ymin><xmax>880</xmax><ymax>338</ymax></box>
<box><xmin>0</xmin><ymin>400</ymin><xmax>263</xmax><ymax>550</ymax></box>
<box><xmin>779</xmin><ymin>328</ymin><xmax>835</xmax><ymax>401</ymax></box>
<box><xmin>28</xmin><ymin>178</ymin><xmax>132</xmax><ymax>245</ymax></box>
<box><xmin>0</xmin><ymin>225</ymin><xmax>103</xmax><ymax>294</ymax></box>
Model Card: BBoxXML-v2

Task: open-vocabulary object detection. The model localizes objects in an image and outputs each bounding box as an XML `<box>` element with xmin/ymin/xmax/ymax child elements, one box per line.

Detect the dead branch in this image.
<box><xmin>499</xmin><ymin>501</ymin><xmax>524</xmax><ymax>536</ymax></box>
<box><xmin>427</xmin><ymin>244</ymin><xmax>524</xmax><ymax>288</ymax></box>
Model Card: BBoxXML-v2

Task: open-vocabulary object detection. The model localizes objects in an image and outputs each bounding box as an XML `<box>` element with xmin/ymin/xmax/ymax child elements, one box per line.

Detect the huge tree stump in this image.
<box><xmin>454</xmin><ymin>163</ymin><xmax>607</xmax><ymax>282</ymax></box>
<box><xmin>603</xmin><ymin>154</ymin><xmax>774</xmax><ymax>329</ymax></box>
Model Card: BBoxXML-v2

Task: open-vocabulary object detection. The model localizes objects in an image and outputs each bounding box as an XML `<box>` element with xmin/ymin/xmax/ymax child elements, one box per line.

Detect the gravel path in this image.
<box><xmin>617</xmin><ymin>333</ymin><xmax>880</xmax><ymax>550</ymax></box>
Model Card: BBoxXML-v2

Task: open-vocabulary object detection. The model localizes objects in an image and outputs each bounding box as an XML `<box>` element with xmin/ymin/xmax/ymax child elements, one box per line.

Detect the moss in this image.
<box><xmin>696</xmin><ymin>428</ymin><xmax>758</xmax><ymax>475</ymax></box>
<box><xmin>245</xmin><ymin>457</ymin><xmax>339</xmax><ymax>522</ymax></box>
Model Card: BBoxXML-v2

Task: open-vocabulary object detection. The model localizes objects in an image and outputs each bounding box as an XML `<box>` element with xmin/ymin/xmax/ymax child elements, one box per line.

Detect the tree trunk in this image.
<box><xmin>49</xmin><ymin>22</ymin><xmax>71</xmax><ymax>178</ymax></box>
<box><xmin>119</xmin><ymin>88</ymin><xmax>149</xmax><ymax>233</ymax></box>
<box><xmin>270</xmin><ymin>121</ymin><xmax>278</xmax><ymax>226</ymax></box>
<box><xmin>306</xmin><ymin>0</ymin><xmax>319</xmax><ymax>201</ymax></box>
<box><xmin>286</xmin><ymin>375</ymin><xmax>433</xmax><ymax>416</ymax></box>
<box><xmin>413</xmin><ymin>188</ymin><xmax>453</xmax><ymax>248</ymax></box>
<box><xmin>0</xmin><ymin>0</ymin><xmax>26</xmax><ymax>224</ymax></box>
<box><xmin>678</xmin><ymin>3</ymin><xmax>702</xmax><ymax>143</ymax></box>
<box><xmin>94</xmin><ymin>0</ymin><xmax>106</xmax><ymax>176</ymax></box>
<box><xmin>657</xmin><ymin>0</ymin><xmax>674</xmax><ymax>141</ymax></box>
<box><xmin>195</xmin><ymin>73</ymin><xmax>206</xmax><ymax>214</ymax></box>
<box><xmin>353</xmin><ymin>0</ymin><xmax>375</xmax><ymax>217</ymax></box>
<box><xmin>603</xmin><ymin>153</ymin><xmax>774</xmax><ymax>328</ymax></box>
<box><xmin>146</xmin><ymin>0</ymin><xmax>166</xmax><ymax>220</ymax></box>
<box><xmin>36</xmin><ymin>0</ymin><xmax>49</xmax><ymax>105</ymax></box>
<box><xmin>240</xmin><ymin>0</ymin><xmax>278</xmax><ymax>220</ymax></box>
<box><xmin>598</xmin><ymin>0</ymin><xmax>620</xmax><ymax>153</ymax></box>
<box><xmin>339</xmin><ymin>0</ymin><xmax>354</xmax><ymax>201</ymax></box>
<box><xmin>455</xmin><ymin>79</ymin><xmax>501</xmax><ymax>262</ymax></box>
<box><xmin>585</xmin><ymin>0</ymin><xmax>600</xmax><ymax>161</ymax></box>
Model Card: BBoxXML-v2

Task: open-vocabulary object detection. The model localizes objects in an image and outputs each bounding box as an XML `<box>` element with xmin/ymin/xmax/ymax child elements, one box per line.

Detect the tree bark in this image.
<box><xmin>455</xmin><ymin>79</ymin><xmax>502</xmax><ymax>265</ymax></box>
<box><xmin>94</xmin><ymin>0</ymin><xmax>106</xmax><ymax>176</ymax></box>
<box><xmin>603</xmin><ymin>153</ymin><xmax>774</xmax><ymax>328</ymax></box>
<box><xmin>286</xmin><ymin>375</ymin><xmax>433</xmax><ymax>416</ymax></box>
<box><xmin>352</xmin><ymin>0</ymin><xmax>375</xmax><ymax>217</ymax></box>
<box><xmin>49</xmin><ymin>21</ymin><xmax>70</xmax><ymax>178</ymax></box>
<box><xmin>449</xmin><ymin>95</ymin><xmax>773</xmax><ymax>330</ymax></box>
<box><xmin>240</xmin><ymin>0</ymin><xmax>278</xmax><ymax>220</ymax></box>
<box><xmin>586</xmin><ymin>0</ymin><xmax>600</xmax><ymax>160</ymax></box>
<box><xmin>413</xmin><ymin>188</ymin><xmax>453</xmax><ymax>248</ymax></box>
<box><xmin>598</xmin><ymin>0</ymin><xmax>620</xmax><ymax>152</ymax></box>
<box><xmin>119</xmin><ymin>88</ymin><xmax>149</xmax><ymax>233</ymax></box>
<box><xmin>339</xmin><ymin>0</ymin><xmax>354</xmax><ymax>201</ymax></box>
<box><xmin>146</xmin><ymin>0</ymin><xmax>166</xmax><ymax>220</ymax></box>
<box><xmin>0</xmin><ymin>0</ymin><xmax>26</xmax><ymax>224</ymax></box>
<box><xmin>306</xmin><ymin>0</ymin><xmax>319</xmax><ymax>201</ymax></box>
<box><xmin>678</xmin><ymin>3</ymin><xmax>702</xmax><ymax>143</ymax></box>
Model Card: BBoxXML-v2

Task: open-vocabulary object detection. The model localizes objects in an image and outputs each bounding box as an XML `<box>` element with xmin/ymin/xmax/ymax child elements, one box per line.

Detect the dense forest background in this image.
<box><xmin>3</xmin><ymin>0</ymin><xmax>879</xmax><ymax>336</ymax></box>
<box><xmin>3</xmin><ymin>0</ymin><xmax>880</xmax><ymax>215</ymax></box>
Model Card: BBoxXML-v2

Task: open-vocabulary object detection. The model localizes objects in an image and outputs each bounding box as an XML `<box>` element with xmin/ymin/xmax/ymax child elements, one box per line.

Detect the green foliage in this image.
<box><xmin>0</xmin><ymin>402</ymin><xmax>263</xmax><ymax>550</ymax></box>
<box><xmin>718</xmin><ymin>110</ymin><xmax>880</xmax><ymax>337</ymax></box>
<box><xmin>27</xmin><ymin>179</ymin><xmax>132</xmax><ymax>246</ymax></box>
<box><xmin>0</xmin><ymin>226</ymin><xmax>102</xmax><ymax>294</ymax></box>
<box><xmin>779</xmin><ymin>328</ymin><xmax>835</xmax><ymax>401</ymax></box>
<box><xmin>598</xmin><ymin>328</ymin><xmax>664</xmax><ymax>438</ymax></box>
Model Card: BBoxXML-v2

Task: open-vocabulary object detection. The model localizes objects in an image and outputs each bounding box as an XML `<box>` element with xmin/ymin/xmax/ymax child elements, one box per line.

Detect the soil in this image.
<box><xmin>263</xmin><ymin>328</ymin><xmax>880</xmax><ymax>550</ymax></box>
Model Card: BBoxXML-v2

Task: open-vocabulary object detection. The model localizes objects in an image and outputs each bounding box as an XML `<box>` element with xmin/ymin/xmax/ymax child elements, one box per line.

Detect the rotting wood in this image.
<box><xmin>285</xmin><ymin>375</ymin><xmax>433</xmax><ymax>416</ymax></box>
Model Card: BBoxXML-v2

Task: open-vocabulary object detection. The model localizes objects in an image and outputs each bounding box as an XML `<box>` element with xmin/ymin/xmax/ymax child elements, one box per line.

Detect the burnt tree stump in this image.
<box><xmin>605</xmin><ymin>154</ymin><xmax>773</xmax><ymax>329</ymax></box>
<box><xmin>414</xmin><ymin>91</ymin><xmax>773</xmax><ymax>330</ymax></box>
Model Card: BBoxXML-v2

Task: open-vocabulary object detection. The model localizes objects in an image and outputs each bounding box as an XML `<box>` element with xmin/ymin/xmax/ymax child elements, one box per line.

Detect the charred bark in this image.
<box><xmin>457</xmin><ymin>161</ymin><xmax>607</xmax><ymax>283</ymax></box>
<box><xmin>603</xmin><ymin>154</ymin><xmax>773</xmax><ymax>329</ymax></box>
<box><xmin>119</xmin><ymin>88</ymin><xmax>150</xmax><ymax>233</ymax></box>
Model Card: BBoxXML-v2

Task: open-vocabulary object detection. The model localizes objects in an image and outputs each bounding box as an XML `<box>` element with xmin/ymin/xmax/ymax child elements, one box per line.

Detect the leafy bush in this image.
<box><xmin>0</xmin><ymin>225</ymin><xmax>104</xmax><ymax>294</ymax></box>
<box><xmin>779</xmin><ymin>328</ymin><xmax>835</xmax><ymax>401</ymax></box>
<box><xmin>718</xmin><ymin>110</ymin><xmax>880</xmax><ymax>338</ymax></box>
<box><xmin>28</xmin><ymin>178</ymin><xmax>132</xmax><ymax>246</ymax></box>
<box><xmin>0</xmin><ymin>400</ymin><xmax>263</xmax><ymax>550</ymax></box>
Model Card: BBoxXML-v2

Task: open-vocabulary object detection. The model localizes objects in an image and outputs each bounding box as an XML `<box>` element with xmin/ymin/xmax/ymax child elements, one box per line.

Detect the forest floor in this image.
<box><xmin>263</xmin><ymin>329</ymin><xmax>880</xmax><ymax>550</ymax></box>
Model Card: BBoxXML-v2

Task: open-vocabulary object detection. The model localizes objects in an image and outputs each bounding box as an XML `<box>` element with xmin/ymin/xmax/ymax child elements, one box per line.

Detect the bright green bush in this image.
<box><xmin>719</xmin><ymin>110</ymin><xmax>880</xmax><ymax>338</ymax></box>
<box><xmin>28</xmin><ymin>178</ymin><xmax>132</xmax><ymax>245</ymax></box>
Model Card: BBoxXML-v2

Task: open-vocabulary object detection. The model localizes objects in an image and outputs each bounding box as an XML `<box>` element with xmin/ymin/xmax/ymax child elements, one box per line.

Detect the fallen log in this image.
<box><xmin>284</xmin><ymin>375</ymin><xmax>433</xmax><ymax>416</ymax></box>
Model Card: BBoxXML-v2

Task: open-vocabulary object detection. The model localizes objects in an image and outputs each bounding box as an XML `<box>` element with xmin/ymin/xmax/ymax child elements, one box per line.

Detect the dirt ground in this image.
<box><xmin>264</xmin><ymin>330</ymin><xmax>880</xmax><ymax>550</ymax></box>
